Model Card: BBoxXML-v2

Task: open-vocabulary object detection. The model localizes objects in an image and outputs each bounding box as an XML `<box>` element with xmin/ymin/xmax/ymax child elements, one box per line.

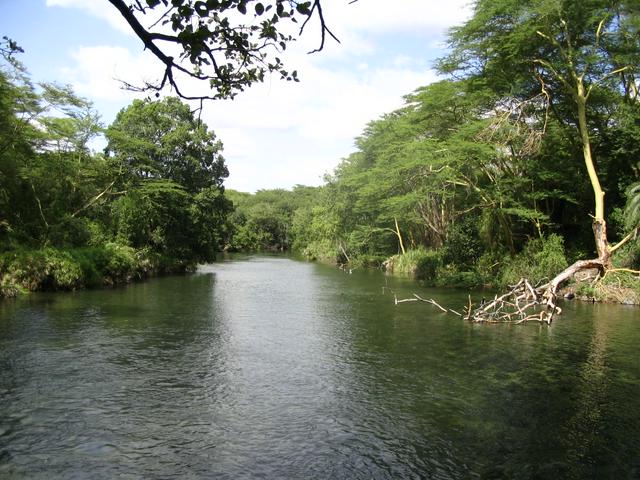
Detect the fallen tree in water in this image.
<box><xmin>393</xmin><ymin>239</ymin><xmax>639</xmax><ymax>324</ymax></box>
<box><xmin>393</xmin><ymin>278</ymin><xmax>560</xmax><ymax>324</ymax></box>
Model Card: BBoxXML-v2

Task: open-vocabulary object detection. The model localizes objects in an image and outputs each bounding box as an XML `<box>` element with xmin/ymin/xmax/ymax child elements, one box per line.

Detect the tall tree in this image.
<box><xmin>106</xmin><ymin>97</ymin><xmax>227</xmax><ymax>193</ymax></box>
<box><xmin>105</xmin><ymin>97</ymin><xmax>230</xmax><ymax>261</ymax></box>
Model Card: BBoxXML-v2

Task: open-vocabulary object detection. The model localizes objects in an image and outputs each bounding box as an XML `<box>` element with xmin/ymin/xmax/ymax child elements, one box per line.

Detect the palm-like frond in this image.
<box><xmin>624</xmin><ymin>182</ymin><xmax>640</xmax><ymax>230</ymax></box>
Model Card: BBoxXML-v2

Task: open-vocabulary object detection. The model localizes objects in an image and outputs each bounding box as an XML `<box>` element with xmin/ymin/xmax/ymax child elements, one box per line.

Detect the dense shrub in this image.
<box><xmin>0</xmin><ymin>244</ymin><xmax>192</xmax><ymax>298</ymax></box>
<box><xmin>499</xmin><ymin>234</ymin><xmax>569</xmax><ymax>288</ymax></box>
<box><xmin>575</xmin><ymin>271</ymin><xmax>640</xmax><ymax>304</ymax></box>
<box><xmin>434</xmin><ymin>264</ymin><xmax>483</xmax><ymax>289</ymax></box>
<box><xmin>0</xmin><ymin>248</ymin><xmax>83</xmax><ymax>292</ymax></box>
<box><xmin>387</xmin><ymin>248</ymin><xmax>443</xmax><ymax>283</ymax></box>
<box><xmin>300</xmin><ymin>240</ymin><xmax>341</xmax><ymax>264</ymax></box>
<box><xmin>441</xmin><ymin>218</ymin><xmax>482</xmax><ymax>270</ymax></box>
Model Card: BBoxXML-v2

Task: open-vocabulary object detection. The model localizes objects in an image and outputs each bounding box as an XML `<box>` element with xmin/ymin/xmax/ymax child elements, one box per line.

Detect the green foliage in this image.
<box><xmin>105</xmin><ymin>97</ymin><xmax>227</xmax><ymax>193</ymax></box>
<box><xmin>434</xmin><ymin>265</ymin><xmax>483</xmax><ymax>290</ymax></box>
<box><xmin>499</xmin><ymin>234</ymin><xmax>569</xmax><ymax>288</ymax></box>
<box><xmin>388</xmin><ymin>248</ymin><xmax>442</xmax><ymax>282</ymax></box>
<box><xmin>440</xmin><ymin>0</ymin><xmax>640</xmax><ymax>263</ymax></box>
<box><xmin>575</xmin><ymin>271</ymin><xmax>640</xmax><ymax>304</ymax></box>
<box><xmin>623</xmin><ymin>181</ymin><xmax>640</xmax><ymax>231</ymax></box>
<box><xmin>226</xmin><ymin>186</ymin><xmax>318</xmax><ymax>252</ymax></box>
<box><xmin>0</xmin><ymin>248</ymin><xmax>83</xmax><ymax>292</ymax></box>
<box><xmin>0</xmin><ymin>244</ymin><xmax>179</xmax><ymax>297</ymax></box>
<box><xmin>110</xmin><ymin>0</ymin><xmax>315</xmax><ymax>100</ymax></box>
<box><xmin>441</xmin><ymin>217</ymin><xmax>482</xmax><ymax>269</ymax></box>
<box><xmin>0</xmin><ymin>55</ymin><xmax>232</xmax><ymax>297</ymax></box>
<box><xmin>105</xmin><ymin>97</ymin><xmax>231</xmax><ymax>263</ymax></box>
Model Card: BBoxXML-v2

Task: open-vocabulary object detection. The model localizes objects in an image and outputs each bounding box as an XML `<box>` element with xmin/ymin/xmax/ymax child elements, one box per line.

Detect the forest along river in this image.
<box><xmin>0</xmin><ymin>255</ymin><xmax>639</xmax><ymax>479</ymax></box>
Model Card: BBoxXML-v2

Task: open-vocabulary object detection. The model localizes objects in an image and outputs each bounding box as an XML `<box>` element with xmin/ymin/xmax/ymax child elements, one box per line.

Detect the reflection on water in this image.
<box><xmin>1</xmin><ymin>255</ymin><xmax>639</xmax><ymax>478</ymax></box>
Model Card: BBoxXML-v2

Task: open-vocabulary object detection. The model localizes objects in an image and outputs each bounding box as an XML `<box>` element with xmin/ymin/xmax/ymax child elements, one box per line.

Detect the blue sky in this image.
<box><xmin>0</xmin><ymin>0</ymin><xmax>472</xmax><ymax>192</ymax></box>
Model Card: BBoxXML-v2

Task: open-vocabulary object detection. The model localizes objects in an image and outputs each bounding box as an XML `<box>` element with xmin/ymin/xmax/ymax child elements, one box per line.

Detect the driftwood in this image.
<box><xmin>393</xmin><ymin>293</ymin><xmax>462</xmax><ymax>316</ymax></box>
<box><xmin>467</xmin><ymin>278</ymin><xmax>554</xmax><ymax>324</ymax></box>
<box><xmin>393</xmin><ymin>257</ymin><xmax>609</xmax><ymax>324</ymax></box>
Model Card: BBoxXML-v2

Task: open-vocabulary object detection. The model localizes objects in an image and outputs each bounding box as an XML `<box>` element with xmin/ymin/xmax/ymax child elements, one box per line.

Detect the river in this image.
<box><xmin>0</xmin><ymin>255</ymin><xmax>639</xmax><ymax>478</ymax></box>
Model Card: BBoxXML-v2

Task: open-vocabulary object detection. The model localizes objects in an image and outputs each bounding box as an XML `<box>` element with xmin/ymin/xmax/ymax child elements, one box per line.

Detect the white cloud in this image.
<box><xmin>52</xmin><ymin>0</ymin><xmax>470</xmax><ymax>192</ymax></box>
<box><xmin>46</xmin><ymin>0</ymin><xmax>133</xmax><ymax>35</ymax></box>
<box><xmin>60</xmin><ymin>45</ymin><xmax>160</xmax><ymax>103</ymax></box>
<box><xmin>328</xmin><ymin>0</ymin><xmax>473</xmax><ymax>33</ymax></box>
<box><xmin>196</xmin><ymin>63</ymin><xmax>439</xmax><ymax>191</ymax></box>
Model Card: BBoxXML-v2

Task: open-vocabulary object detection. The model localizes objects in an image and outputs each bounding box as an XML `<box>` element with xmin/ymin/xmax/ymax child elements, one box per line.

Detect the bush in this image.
<box><xmin>434</xmin><ymin>264</ymin><xmax>483</xmax><ymax>289</ymax></box>
<box><xmin>575</xmin><ymin>271</ymin><xmax>640</xmax><ymax>304</ymax></box>
<box><xmin>441</xmin><ymin>217</ymin><xmax>482</xmax><ymax>269</ymax></box>
<box><xmin>350</xmin><ymin>254</ymin><xmax>386</xmax><ymax>269</ymax></box>
<box><xmin>499</xmin><ymin>234</ymin><xmax>569</xmax><ymax>288</ymax></box>
<box><xmin>0</xmin><ymin>243</ymin><xmax>180</xmax><ymax>297</ymax></box>
<box><xmin>300</xmin><ymin>239</ymin><xmax>341</xmax><ymax>264</ymax></box>
<box><xmin>611</xmin><ymin>239</ymin><xmax>640</xmax><ymax>270</ymax></box>
<box><xmin>475</xmin><ymin>251</ymin><xmax>504</xmax><ymax>286</ymax></box>
<box><xmin>103</xmin><ymin>243</ymin><xmax>138</xmax><ymax>281</ymax></box>
<box><xmin>387</xmin><ymin>248</ymin><xmax>443</xmax><ymax>283</ymax></box>
<box><xmin>0</xmin><ymin>248</ymin><xmax>83</xmax><ymax>292</ymax></box>
<box><xmin>47</xmin><ymin>217</ymin><xmax>93</xmax><ymax>247</ymax></box>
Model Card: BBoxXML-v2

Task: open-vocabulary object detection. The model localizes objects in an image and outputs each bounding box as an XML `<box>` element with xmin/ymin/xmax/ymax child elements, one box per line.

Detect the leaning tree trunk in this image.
<box><xmin>444</xmin><ymin>82</ymin><xmax>615</xmax><ymax>324</ymax></box>
<box><xmin>533</xmin><ymin>81</ymin><xmax>612</xmax><ymax>321</ymax></box>
<box><xmin>576</xmin><ymin>83</ymin><xmax>611</xmax><ymax>267</ymax></box>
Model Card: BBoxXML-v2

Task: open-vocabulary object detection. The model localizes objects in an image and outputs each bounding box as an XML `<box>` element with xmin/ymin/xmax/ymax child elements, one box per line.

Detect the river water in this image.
<box><xmin>0</xmin><ymin>255</ymin><xmax>639</xmax><ymax>479</ymax></box>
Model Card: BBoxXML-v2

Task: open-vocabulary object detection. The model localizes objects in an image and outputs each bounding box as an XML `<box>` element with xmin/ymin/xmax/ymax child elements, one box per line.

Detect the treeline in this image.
<box><xmin>226</xmin><ymin>0</ymin><xmax>640</xmax><ymax>298</ymax></box>
<box><xmin>228</xmin><ymin>77</ymin><xmax>639</xmax><ymax>290</ymax></box>
<box><xmin>0</xmin><ymin>49</ymin><xmax>230</xmax><ymax>296</ymax></box>
<box><xmin>4</xmin><ymin>0</ymin><xmax>640</xmax><ymax>301</ymax></box>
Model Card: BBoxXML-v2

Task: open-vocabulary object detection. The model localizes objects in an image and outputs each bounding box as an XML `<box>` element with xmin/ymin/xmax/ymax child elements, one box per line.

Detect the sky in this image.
<box><xmin>0</xmin><ymin>0</ymin><xmax>473</xmax><ymax>192</ymax></box>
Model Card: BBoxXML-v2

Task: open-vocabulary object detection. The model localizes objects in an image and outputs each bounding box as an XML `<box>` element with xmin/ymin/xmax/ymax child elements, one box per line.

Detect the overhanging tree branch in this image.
<box><xmin>107</xmin><ymin>0</ymin><xmax>342</xmax><ymax>101</ymax></box>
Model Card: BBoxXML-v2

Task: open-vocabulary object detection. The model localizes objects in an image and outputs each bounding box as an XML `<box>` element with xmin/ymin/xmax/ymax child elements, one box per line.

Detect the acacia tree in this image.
<box><xmin>0</xmin><ymin>45</ymin><xmax>110</xmax><ymax>248</ymax></box>
<box><xmin>439</xmin><ymin>0</ymin><xmax>640</xmax><ymax>320</ymax></box>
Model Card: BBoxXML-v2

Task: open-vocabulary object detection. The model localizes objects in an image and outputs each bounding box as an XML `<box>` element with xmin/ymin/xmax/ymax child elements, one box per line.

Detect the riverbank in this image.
<box><xmin>560</xmin><ymin>270</ymin><xmax>640</xmax><ymax>305</ymax></box>
<box><xmin>381</xmin><ymin>244</ymin><xmax>640</xmax><ymax>306</ymax></box>
<box><xmin>0</xmin><ymin>245</ymin><xmax>194</xmax><ymax>298</ymax></box>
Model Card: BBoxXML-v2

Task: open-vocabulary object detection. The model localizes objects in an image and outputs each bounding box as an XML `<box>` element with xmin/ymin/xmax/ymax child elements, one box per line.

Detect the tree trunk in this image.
<box><xmin>576</xmin><ymin>82</ymin><xmax>611</xmax><ymax>267</ymax></box>
<box><xmin>593</xmin><ymin>218</ymin><xmax>611</xmax><ymax>267</ymax></box>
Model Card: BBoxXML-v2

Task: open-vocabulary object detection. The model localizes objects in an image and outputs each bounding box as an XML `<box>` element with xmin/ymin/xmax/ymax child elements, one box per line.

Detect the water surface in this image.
<box><xmin>1</xmin><ymin>255</ymin><xmax>639</xmax><ymax>478</ymax></box>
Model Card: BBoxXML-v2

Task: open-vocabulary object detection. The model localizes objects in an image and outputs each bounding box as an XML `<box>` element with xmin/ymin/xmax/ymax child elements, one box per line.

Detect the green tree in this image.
<box><xmin>226</xmin><ymin>187</ymin><xmax>316</xmax><ymax>251</ymax></box>
<box><xmin>439</xmin><ymin>0</ymin><xmax>640</xmax><ymax>319</ymax></box>
<box><xmin>0</xmin><ymin>49</ymin><xmax>108</xmax><ymax>249</ymax></box>
<box><xmin>106</xmin><ymin>97</ymin><xmax>227</xmax><ymax>193</ymax></box>
<box><xmin>105</xmin><ymin>97</ymin><xmax>231</xmax><ymax>262</ymax></box>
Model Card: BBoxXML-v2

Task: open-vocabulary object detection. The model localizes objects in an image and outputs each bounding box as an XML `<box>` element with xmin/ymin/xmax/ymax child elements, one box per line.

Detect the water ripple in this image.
<box><xmin>1</xmin><ymin>257</ymin><xmax>639</xmax><ymax>478</ymax></box>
